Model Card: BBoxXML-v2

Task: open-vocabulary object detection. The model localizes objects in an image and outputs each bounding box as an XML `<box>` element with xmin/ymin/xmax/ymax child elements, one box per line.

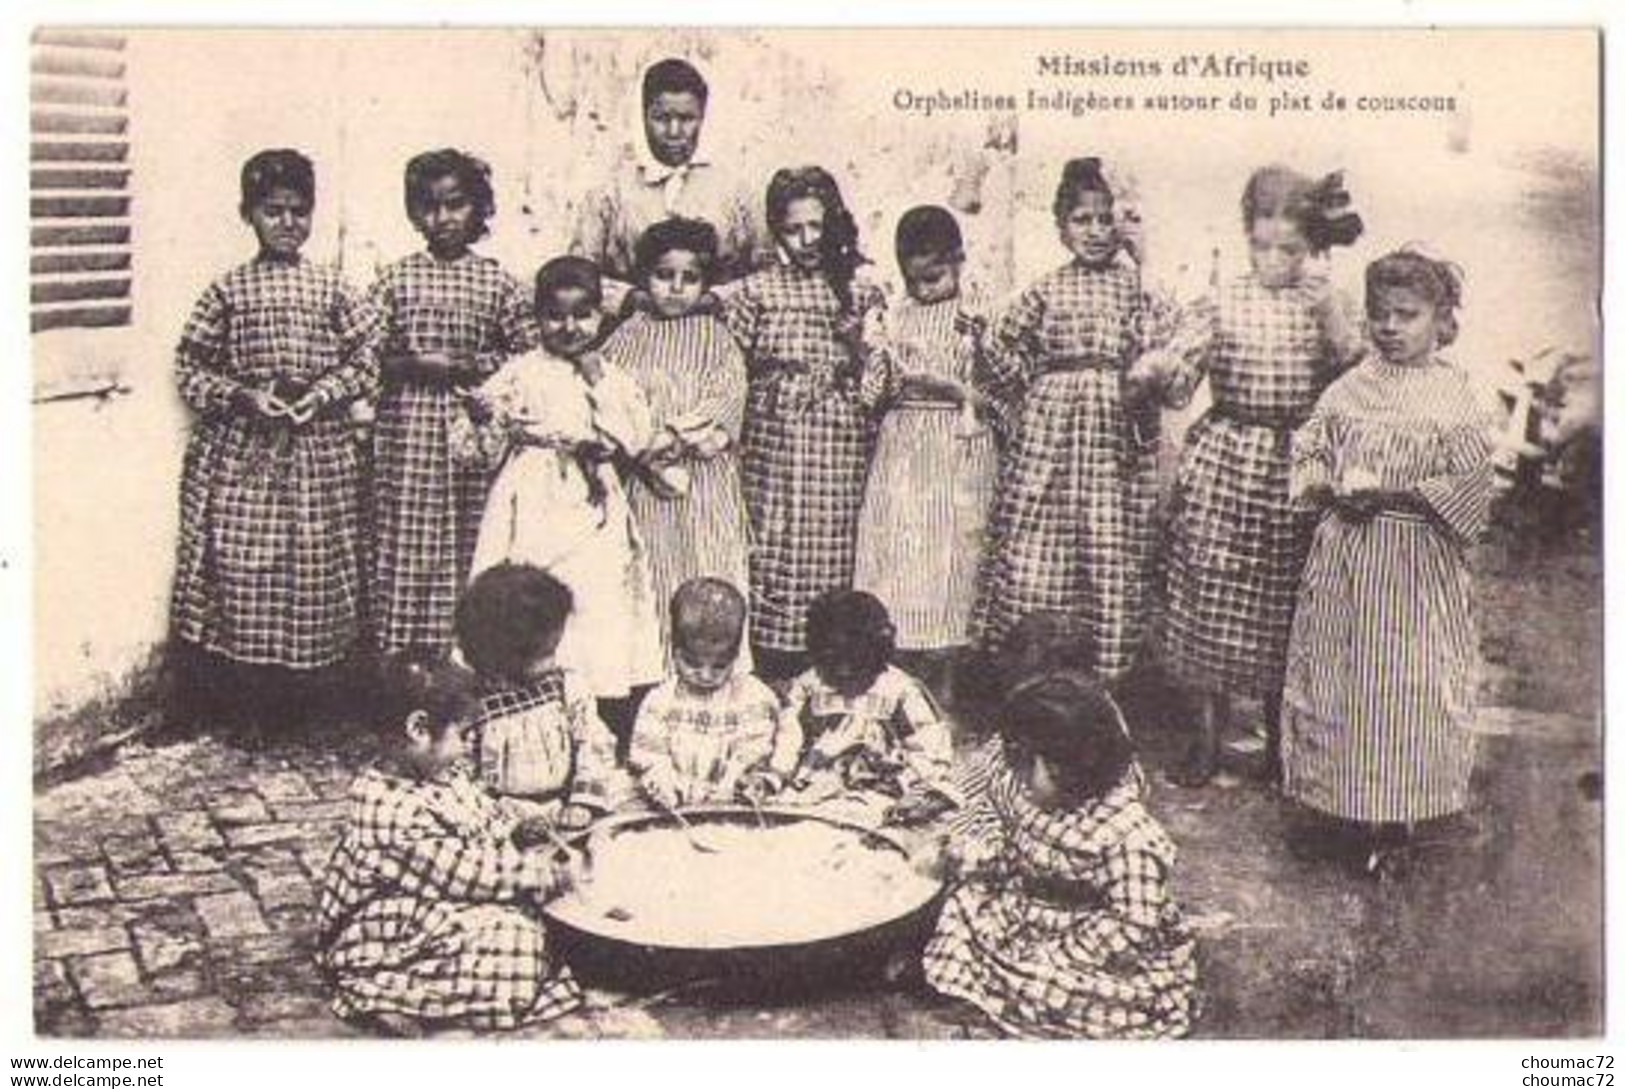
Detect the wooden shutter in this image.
<box><xmin>30</xmin><ymin>29</ymin><xmax>132</xmax><ymax>335</ymax></box>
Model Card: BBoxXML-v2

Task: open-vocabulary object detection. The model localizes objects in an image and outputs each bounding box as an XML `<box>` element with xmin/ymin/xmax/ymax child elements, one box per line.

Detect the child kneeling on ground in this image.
<box><xmin>316</xmin><ymin>652</ymin><xmax>585</xmax><ymax>1035</ymax></box>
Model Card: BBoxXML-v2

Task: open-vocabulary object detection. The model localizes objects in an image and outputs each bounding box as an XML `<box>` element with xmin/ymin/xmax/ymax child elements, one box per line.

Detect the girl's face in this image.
<box><xmin>644</xmin><ymin>91</ymin><xmax>705</xmax><ymax>168</ymax></box>
<box><xmin>247</xmin><ymin>186</ymin><xmax>312</xmax><ymax>260</ymax></box>
<box><xmin>646</xmin><ymin>249</ymin><xmax>708</xmax><ymax>318</ymax></box>
<box><xmin>405</xmin><ymin>713</ymin><xmax>477</xmax><ymax>779</ymax></box>
<box><xmin>411</xmin><ymin>173</ymin><xmax>478</xmax><ymax>257</ymax></box>
<box><xmin>900</xmin><ymin>251</ymin><xmax>963</xmax><ymax>305</ymax></box>
<box><xmin>538</xmin><ymin>286</ymin><xmax>605</xmax><ymax>358</ymax></box>
<box><xmin>1368</xmin><ymin>285</ymin><xmax>1442</xmax><ymax>366</ymax></box>
<box><xmin>673</xmin><ymin>631</ymin><xmax>738</xmax><ymax>693</ymax></box>
<box><xmin>1058</xmin><ymin>190</ymin><xmax>1118</xmax><ymax>267</ymax></box>
<box><xmin>776</xmin><ymin>197</ymin><xmax>827</xmax><ymax>272</ymax></box>
<box><xmin>812</xmin><ymin>651</ymin><xmax>882</xmax><ymax>699</ymax></box>
<box><xmin>1248</xmin><ymin>215</ymin><xmax>1312</xmax><ymax>289</ymax></box>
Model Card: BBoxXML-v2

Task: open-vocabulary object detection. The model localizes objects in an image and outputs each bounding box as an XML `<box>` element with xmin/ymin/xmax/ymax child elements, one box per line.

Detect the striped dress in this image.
<box><xmin>972</xmin><ymin>259</ymin><xmax>1161</xmax><ymax>682</ymax></box>
<box><xmin>171</xmin><ymin>256</ymin><xmax>380</xmax><ymax>669</ymax></box>
<box><xmin>725</xmin><ymin>265</ymin><xmax>892</xmax><ymax>653</ymax></box>
<box><xmin>924</xmin><ymin>740</ymin><xmax>1198</xmax><ymax>1039</ymax></box>
<box><xmin>369</xmin><ymin>251</ymin><xmax>538</xmax><ymax>656</ymax></box>
<box><xmin>1281</xmin><ymin>358</ymin><xmax>1498</xmax><ymax>824</ymax></box>
<box><xmin>1161</xmin><ymin>275</ymin><xmax>1358</xmax><ymax>697</ymax></box>
<box><xmin>853</xmin><ymin>296</ymin><xmax>999</xmax><ymax>651</ymax></box>
<box><xmin>599</xmin><ymin>312</ymin><xmax>752</xmax><ymax>657</ymax></box>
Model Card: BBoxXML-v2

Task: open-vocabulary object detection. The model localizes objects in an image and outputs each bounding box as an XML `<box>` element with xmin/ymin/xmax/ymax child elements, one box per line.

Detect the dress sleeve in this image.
<box><xmin>767</xmin><ymin>676</ymin><xmax>811</xmax><ymax>776</ymax></box>
<box><xmin>698</xmin><ymin>325</ymin><xmax>749</xmax><ymax>445</ymax></box>
<box><xmin>1413</xmin><ymin>403</ymin><xmax>1498</xmax><ymax>543</ymax></box>
<box><xmin>944</xmin><ymin>741</ymin><xmax>1008</xmax><ymax>875</ymax></box>
<box><xmin>723</xmin><ymin>278</ymin><xmax>763</xmax><ymax>360</ymax></box>
<box><xmin>893</xmin><ymin>676</ymin><xmax>956</xmax><ymax>800</ymax></box>
<box><xmin>308</xmin><ymin>276</ymin><xmax>384</xmax><ymax>409</ymax></box>
<box><xmin>383</xmin><ymin>796</ymin><xmax>557</xmax><ymax>902</ymax></box>
<box><xmin>472</xmin><ymin>272</ymin><xmax>541</xmax><ymax>378</ymax></box>
<box><xmin>591</xmin><ymin>363</ymin><xmax>655</xmax><ymax>455</ymax></box>
<box><xmin>1155</xmin><ymin>292</ymin><xmax>1218</xmax><ymax>408</ymax></box>
<box><xmin>628</xmin><ymin>686</ymin><xmax>676</xmax><ymax>779</ymax></box>
<box><xmin>852</xmin><ymin>284</ymin><xmax>897</xmax><ymax>415</ymax></box>
<box><xmin>565</xmin><ymin>685</ymin><xmax>633</xmax><ymax>812</ymax></box>
<box><xmin>983</xmin><ymin>283</ymin><xmax>1045</xmax><ymax>400</ymax></box>
<box><xmin>1289</xmin><ymin>405</ymin><xmax>1336</xmax><ymax>506</ymax></box>
<box><xmin>175</xmin><ymin>282</ymin><xmax>243</xmax><ymax>417</ymax></box>
<box><xmin>1059</xmin><ymin>846</ymin><xmax>1171</xmax><ymax>962</ymax></box>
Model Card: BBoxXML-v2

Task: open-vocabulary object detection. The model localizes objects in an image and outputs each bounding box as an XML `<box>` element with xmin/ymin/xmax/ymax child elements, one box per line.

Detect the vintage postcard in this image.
<box><xmin>21</xmin><ymin>22</ymin><xmax>1604</xmax><ymax>1076</ymax></box>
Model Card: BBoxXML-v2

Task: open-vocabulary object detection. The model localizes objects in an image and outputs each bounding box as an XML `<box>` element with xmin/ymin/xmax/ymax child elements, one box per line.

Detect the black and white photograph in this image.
<box><xmin>15</xmin><ymin>19</ymin><xmax>1607</xmax><ymax>1074</ymax></box>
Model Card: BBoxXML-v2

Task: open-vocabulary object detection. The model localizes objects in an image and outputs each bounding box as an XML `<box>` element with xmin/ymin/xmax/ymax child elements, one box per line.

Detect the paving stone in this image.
<box><xmin>101</xmin><ymin>831</ymin><xmax>169</xmax><ymax>876</ymax></box>
<box><xmin>96</xmin><ymin>997</ymin><xmax>238</xmax><ymax>1039</ymax></box>
<box><xmin>222</xmin><ymin>822</ymin><xmax>305</xmax><ymax>849</ymax></box>
<box><xmin>35</xmin><ymin>909</ymin><xmax>57</xmax><ymax>933</ymax></box>
<box><xmin>34</xmin><ymin>957</ymin><xmax>77</xmax><ymax>1008</ymax></box>
<box><xmin>169</xmin><ymin>849</ymin><xmax>225</xmax><ymax>873</ymax></box>
<box><xmin>209</xmin><ymin>792</ymin><xmax>272</xmax><ymax>826</ymax></box>
<box><xmin>36</xmin><ymin>1005</ymin><xmax>99</xmax><ymax>1038</ymax></box>
<box><xmin>36</xmin><ymin>926</ymin><xmax>131</xmax><ymax>960</ymax></box>
<box><xmin>115</xmin><ymin>870</ymin><xmax>241</xmax><ymax>902</ymax></box>
<box><xmin>194</xmin><ymin>891</ymin><xmax>270</xmax><ymax>940</ymax></box>
<box><xmin>215</xmin><ymin>932</ymin><xmax>310</xmax><ymax>965</ymax></box>
<box><xmin>68</xmin><ymin>951</ymin><xmax>148</xmax><ymax>1009</ymax></box>
<box><xmin>235</xmin><ymin>989</ymin><xmax>332</xmax><ymax>1026</ymax></box>
<box><xmin>241</xmin><ymin>1014</ymin><xmax>359</xmax><ymax>1039</ymax></box>
<box><xmin>131</xmin><ymin>933</ymin><xmax>204</xmax><ymax>975</ymax></box>
<box><xmin>269</xmin><ymin>798</ymin><xmax>350</xmax><ymax>824</ymax></box>
<box><xmin>253</xmin><ymin>769</ymin><xmax>319</xmax><ymax>803</ymax></box>
<box><xmin>233</xmin><ymin>844</ymin><xmax>307</xmax><ymax>874</ymax></box>
<box><xmin>34</xmin><ymin>873</ymin><xmax>50</xmax><ymax>912</ymax></box>
<box><xmin>263</xmin><ymin>903</ymin><xmax>317</xmax><ymax>935</ymax></box>
<box><xmin>213</xmin><ymin>951</ymin><xmax>324</xmax><ymax>1010</ymax></box>
<box><xmin>56</xmin><ymin>904</ymin><xmax>143</xmax><ymax>929</ymax></box>
<box><xmin>249</xmin><ymin>870</ymin><xmax>316</xmax><ymax>913</ymax></box>
<box><xmin>145</xmin><ymin>963</ymin><xmax>207</xmax><ymax>1001</ymax></box>
<box><xmin>154</xmin><ymin>810</ymin><xmax>225</xmax><ymax>852</ymax></box>
<box><xmin>45</xmin><ymin>863</ymin><xmax>115</xmax><ymax>906</ymax></box>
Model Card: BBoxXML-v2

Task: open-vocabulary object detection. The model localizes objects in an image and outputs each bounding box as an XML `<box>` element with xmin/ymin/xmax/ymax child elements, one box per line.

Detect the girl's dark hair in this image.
<box><xmin>1001</xmin><ymin>670</ymin><xmax>1134</xmax><ymax>800</ymax></box>
<box><xmin>1051</xmin><ymin>156</ymin><xmax>1113</xmax><ymax>222</ymax></box>
<box><xmin>804</xmin><ymin>589</ymin><xmax>895</xmax><ymax>678</ymax></box>
<box><xmin>895</xmin><ymin>204</ymin><xmax>964</xmax><ymax>264</ymax></box>
<box><xmin>670</xmin><ymin>577</ymin><xmax>747</xmax><ymax>652</ymax></box>
<box><xmin>404</xmin><ymin>148</ymin><xmax>496</xmax><ymax>242</ymax></box>
<box><xmin>633</xmin><ymin>216</ymin><xmax>719</xmax><ymax>286</ymax></box>
<box><xmin>455</xmin><ymin>563</ymin><xmax>574</xmax><ymax>683</ymax></box>
<box><xmin>534</xmin><ymin>255</ymin><xmax>604</xmax><ymax>313</ymax></box>
<box><xmin>765</xmin><ymin>166</ymin><xmax>867</xmax><ymax>309</ymax></box>
<box><xmin>239</xmin><ymin>148</ymin><xmax>314</xmax><ymax>217</ymax></box>
<box><xmin>997</xmin><ymin>610</ymin><xmax>1097</xmax><ymax>693</ymax></box>
<box><xmin>1364</xmin><ymin>247</ymin><xmax>1465</xmax><ymax>348</ymax></box>
<box><xmin>1242</xmin><ymin>165</ymin><xmax>1364</xmax><ymax>254</ymax></box>
<box><xmin>642</xmin><ymin>57</ymin><xmax>709</xmax><ymax>111</ymax></box>
<box><xmin>376</xmin><ymin>650</ymin><xmax>482</xmax><ymax>737</ymax></box>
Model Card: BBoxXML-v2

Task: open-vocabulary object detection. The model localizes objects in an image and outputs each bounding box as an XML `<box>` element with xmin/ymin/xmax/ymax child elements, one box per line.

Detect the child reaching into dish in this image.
<box><xmin>316</xmin><ymin>652</ymin><xmax>584</xmax><ymax>1035</ymax></box>
<box><xmin>629</xmin><ymin>578</ymin><xmax>787</xmax><ymax>807</ymax></box>
<box><xmin>454</xmin><ymin>562</ymin><xmax>631</xmax><ymax>829</ymax></box>
<box><xmin>923</xmin><ymin>670</ymin><xmax>1198</xmax><ymax>1039</ymax></box>
<box><xmin>744</xmin><ymin>589</ymin><xmax>957</xmax><ymax>828</ymax></box>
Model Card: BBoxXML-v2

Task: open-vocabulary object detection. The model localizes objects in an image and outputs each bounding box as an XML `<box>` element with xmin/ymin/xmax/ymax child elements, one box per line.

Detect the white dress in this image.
<box><xmin>463</xmin><ymin>349</ymin><xmax>663</xmax><ymax>698</ymax></box>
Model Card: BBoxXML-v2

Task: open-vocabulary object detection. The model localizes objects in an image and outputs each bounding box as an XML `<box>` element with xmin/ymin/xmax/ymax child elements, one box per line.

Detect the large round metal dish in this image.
<box><xmin>541</xmin><ymin>806</ymin><xmax>945</xmax><ymax>995</ymax></box>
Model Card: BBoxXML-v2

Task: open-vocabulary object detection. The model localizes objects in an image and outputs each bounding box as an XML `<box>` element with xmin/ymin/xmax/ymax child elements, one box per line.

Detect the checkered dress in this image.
<box><xmin>171</xmin><ymin>257</ymin><xmax>381</xmax><ymax>669</ymax></box>
<box><xmin>726</xmin><ymin>266</ymin><xmax>893</xmax><ymax>652</ymax></box>
<box><xmin>628</xmin><ymin>672</ymin><xmax>784</xmax><ymax>805</ymax></box>
<box><xmin>971</xmin><ymin>260</ymin><xmax>1160</xmax><ymax>681</ymax></box>
<box><xmin>316</xmin><ymin>762</ymin><xmax>581</xmax><ymax>1031</ymax></box>
<box><xmin>473</xmin><ymin>671</ymin><xmax>631</xmax><ymax>812</ymax></box>
<box><xmin>600</xmin><ymin>312</ymin><xmax>752</xmax><ymax>661</ymax></box>
<box><xmin>774</xmin><ymin>665</ymin><xmax>955</xmax><ymax>824</ymax></box>
<box><xmin>924</xmin><ymin>741</ymin><xmax>1198</xmax><ymax>1039</ymax></box>
<box><xmin>370</xmin><ymin>252</ymin><xmax>539</xmax><ymax>655</ymax></box>
<box><xmin>1161</xmin><ymin>276</ymin><xmax>1357</xmax><ymax>696</ymax></box>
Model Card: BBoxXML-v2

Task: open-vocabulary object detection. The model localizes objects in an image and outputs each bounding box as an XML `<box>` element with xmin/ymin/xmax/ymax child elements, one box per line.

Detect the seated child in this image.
<box><xmin>629</xmin><ymin>578</ymin><xmax>785</xmax><ymax>807</ymax></box>
<box><xmin>923</xmin><ymin>671</ymin><xmax>1197</xmax><ymax>1039</ymax></box>
<box><xmin>750</xmin><ymin>589</ymin><xmax>956</xmax><ymax>827</ymax></box>
<box><xmin>316</xmin><ymin>652</ymin><xmax>583</xmax><ymax>1035</ymax></box>
<box><xmin>455</xmin><ymin>562</ymin><xmax>631</xmax><ymax>828</ymax></box>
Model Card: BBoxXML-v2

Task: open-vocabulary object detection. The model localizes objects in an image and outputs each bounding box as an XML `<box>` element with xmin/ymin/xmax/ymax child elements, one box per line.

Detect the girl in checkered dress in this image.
<box><xmin>923</xmin><ymin>671</ymin><xmax>1198</xmax><ymax>1039</ymax></box>
<box><xmin>170</xmin><ymin>150</ymin><xmax>380</xmax><ymax>728</ymax></box>
<box><xmin>1162</xmin><ymin>167</ymin><xmax>1366</xmax><ymax>787</ymax></box>
<box><xmin>1281</xmin><ymin>251</ymin><xmax>1497</xmax><ymax>875</ymax></box>
<box><xmin>317</xmin><ymin>652</ymin><xmax>584</xmax><ymax>1035</ymax></box>
<box><xmin>725</xmin><ymin>167</ymin><xmax>894</xmax><ymax>679</ymax></box>
<box><xmin>458</xmin><ymin>257</ymin><xmax>663</xmax><ymax>704</ymax></box>
<box><xmin>601</xmin><ymin>218</ymin><xmax>752</xmax><ymax>668</ymax></box>
<box><xmin>369</xmin><ymin>150</ymin><xmax>539</xmax><ymax>658</ymax></box>
<box><xmin>971</xmin><ymin>157</ymin><xmax>1181</xmax><ymax>685</ymax></box>
<box><xmin>629</xmin><ymin>578</ymin><xmax>786</xmax><ymax>807</ymax></box>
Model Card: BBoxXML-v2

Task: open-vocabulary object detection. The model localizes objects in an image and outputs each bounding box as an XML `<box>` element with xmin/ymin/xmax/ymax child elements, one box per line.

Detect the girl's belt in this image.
<box><xmin>1209</xmin><ymin>404</ymin><xmax>1310</xmax><ymax>430</ymax></box>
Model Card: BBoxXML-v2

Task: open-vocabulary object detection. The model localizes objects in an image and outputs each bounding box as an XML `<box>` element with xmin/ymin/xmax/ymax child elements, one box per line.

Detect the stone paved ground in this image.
<box><xmin>32</xmin><ymin>698</ymin><xmax>1604</xmax><ymax>1040</ymax></box>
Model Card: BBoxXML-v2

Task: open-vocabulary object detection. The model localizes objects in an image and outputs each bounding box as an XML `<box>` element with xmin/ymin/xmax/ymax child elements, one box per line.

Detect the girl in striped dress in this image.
<box><xmin>972</xmin><ymin>157</ymin><xmax>1180</xmax><ymax>685</ymax></box>
<box><xmin>370</xmin><ymin>150</ymin><xmax>539</xmax><ymax>657</ymax></box>
<box><xmin>725</xmin><ymin>167</ymin><xmax>893</xmax><ymax>681</ymax></box>
<box><xmin>599</xmin><ymin>218</ymin><xmax>751</xmax><ymax>665</ymax></box>
<box><xmin>170</xmin><ymin>149</ymin><xmax>380</xmax><ymax>736</ymax></box>
<box><xmin>1162</xmin><ymin>167</ymin><xmax>1365</xmax><ymax>787</ymax></box>
<box><xmin>923</xmin><ymin>671</ymin><xmax>1198</xmax><ymax>1039</ymax></box>
<box><xmin>853</xmin><ymin>206</ymin><xmax>1000</xmax><ymax>699</ymax></box>
<box><xmin>1281</xmin><ymin>250</ymin><xmax>1498</xmax><ymax>874</ymax></box>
